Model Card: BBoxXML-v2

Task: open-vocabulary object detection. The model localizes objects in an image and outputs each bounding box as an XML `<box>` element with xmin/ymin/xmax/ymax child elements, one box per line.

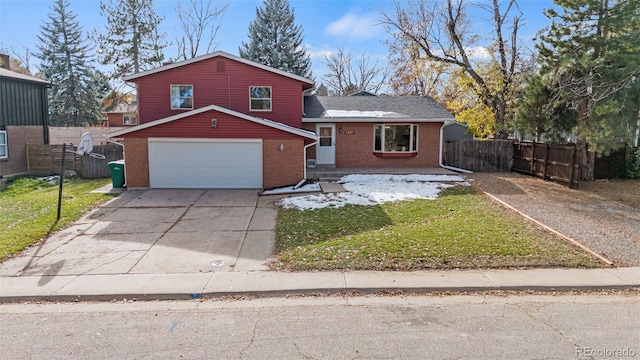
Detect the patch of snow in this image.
<box><xmin>262</xmin><ymin>183</ymin><xmax>321</xmax><ymax>195</ymax></box>
<box><xmin>280</xmin><ymin>174</ymin><xmax>468</xmax><ymax>210</ymax></box>
<box><xmin>323</xmin><ymin>110</ymin><xmax>402</xmax><ymax>118</ymax></box>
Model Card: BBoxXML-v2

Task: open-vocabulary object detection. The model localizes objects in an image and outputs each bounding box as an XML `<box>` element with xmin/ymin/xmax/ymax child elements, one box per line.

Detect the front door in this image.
<box><xmin>316</xmin><ymin>124</ymin><xmax>336</xmax><ymax>165</ymax></box>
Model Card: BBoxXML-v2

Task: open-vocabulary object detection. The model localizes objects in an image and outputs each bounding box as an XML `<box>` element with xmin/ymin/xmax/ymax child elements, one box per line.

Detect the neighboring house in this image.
<box><xmin>106</xmin><ymin>51</ymin><xmax>455</xmax><ymax>189</ymax></box>
<box><xmin>0</xmin><ymin>59</ymin><xmax>50</xmax><ymax>178</ymax></box>
<box><xmin>443</xmin><ymin>122</ymin><xmax>474</xmax><ymax>142</ymax></box>
<box><xmin>104</xmin><ymin>101</ymin><xmax>138</xmax><ymax>127</ymax></box>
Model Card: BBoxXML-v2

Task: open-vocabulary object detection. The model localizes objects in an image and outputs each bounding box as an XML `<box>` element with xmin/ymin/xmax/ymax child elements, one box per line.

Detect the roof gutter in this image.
<box><xmin>439</xmin><ymin>122</ymin><xmax>473</xmax><ymax>174</ymax></box>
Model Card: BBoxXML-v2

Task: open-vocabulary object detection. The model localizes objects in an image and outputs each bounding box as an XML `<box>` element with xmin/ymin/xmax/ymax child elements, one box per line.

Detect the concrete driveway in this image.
<box><xmin>1</xmin><ymin>189</ymin><xmax>277</xmax><ymax>278</ymax></box>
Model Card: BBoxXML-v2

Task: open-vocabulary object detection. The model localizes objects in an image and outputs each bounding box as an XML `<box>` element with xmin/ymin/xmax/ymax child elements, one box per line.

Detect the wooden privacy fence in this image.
<box><xmin>443</xmin><ymin>139</ymin><xmax>513</xmax><ymax>172</ymax></box>
<box><xmin>512</xmin><ymin>141</ymin><xmax>580</xmax><ymax>188</ymax></box>
<box><xmin>27</xmin><ymin>144</ymin><xmax>123</xmax><ymax>178</ymax></box>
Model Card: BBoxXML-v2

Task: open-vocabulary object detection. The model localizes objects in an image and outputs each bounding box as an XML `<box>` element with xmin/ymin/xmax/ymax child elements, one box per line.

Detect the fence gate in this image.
<box><xmin>512</xmin><ymin>141</ymin><xmax>580</xmax><ymax>188</ymax></box>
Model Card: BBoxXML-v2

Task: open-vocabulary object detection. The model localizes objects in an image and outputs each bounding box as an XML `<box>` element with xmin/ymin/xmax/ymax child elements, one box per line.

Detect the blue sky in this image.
<box><xmin>0</xmin><ymin>0</ymin><xmax>554</xmax><ymax>80</ymax></box>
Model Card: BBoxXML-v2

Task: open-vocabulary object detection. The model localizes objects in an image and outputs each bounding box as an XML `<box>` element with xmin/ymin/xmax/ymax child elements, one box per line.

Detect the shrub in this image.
<box><xmin>626</xmin><ymin>147</ymin><xmax>640</xmax><ymax>179</ymax></box>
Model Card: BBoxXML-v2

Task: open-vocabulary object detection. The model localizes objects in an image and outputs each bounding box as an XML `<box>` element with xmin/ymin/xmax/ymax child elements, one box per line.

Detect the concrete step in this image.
<box><xmin>317</xmin><ymin>177</ymin><xmax>341</xmax><ymax>182</ymax></box>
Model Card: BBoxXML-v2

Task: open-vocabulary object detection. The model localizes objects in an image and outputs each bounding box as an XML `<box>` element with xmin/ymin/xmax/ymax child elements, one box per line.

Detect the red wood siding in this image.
<box><xmin>119</xmin><ymin>109</ymin><xmax>300</xmax><ymax>139</ymax></box>
<box><xmin>133</xmin><ymin>57</ymin><xmax>308</xmax><ymax>128</ymax></box>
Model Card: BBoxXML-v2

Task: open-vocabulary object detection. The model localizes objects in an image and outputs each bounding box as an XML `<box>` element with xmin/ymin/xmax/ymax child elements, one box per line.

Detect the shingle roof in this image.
<box><xmin>303</xmin><ymin>95</ymin><xmax>454</xmax><ymax>121</ymax></box>
<box><xmin>0</xmin><ymin>68</ymin><xmax>50</xmax><ymax>85</ymax></box>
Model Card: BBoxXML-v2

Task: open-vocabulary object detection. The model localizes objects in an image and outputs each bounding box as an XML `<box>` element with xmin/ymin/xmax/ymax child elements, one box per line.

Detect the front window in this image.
<box><xmin>123</xmin><ymin>114</ymin><xmax>137</xmax><ymax>125</ymax></box>
<box><xmin>171</xmin><ymin>85</ymin><xmax>193</xmax><ymax>110</ymax></box>
<box><xmin>374</xmin><ymin>124</ymin><xmax>418</xmax><ymax>153</ymax></box>
<box><xmin>250</xmin><ymin>86</ymin><xmax>272</xmax><ymax>111</ymax></box>
<box><xmin>0</xmin><ymin>131</ymin><xmax>7</xmax><ymax>158</ymax></box>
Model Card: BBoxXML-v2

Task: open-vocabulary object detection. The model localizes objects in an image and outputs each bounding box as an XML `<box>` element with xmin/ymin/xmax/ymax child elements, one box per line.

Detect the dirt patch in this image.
<box><xmin>578</xmin><ymin>179</ymin><xmax>640</xmax><ymax>209</ymax></box>
<box><xmin>466</xmin><ymin>172</ymin><xmax>640</xmax><ymax>266</ymax></box>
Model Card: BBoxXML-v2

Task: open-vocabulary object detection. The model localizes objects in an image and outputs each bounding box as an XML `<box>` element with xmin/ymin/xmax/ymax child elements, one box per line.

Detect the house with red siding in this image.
<box><xmin>106</xmin><ymin>51</ymin><xmax>455</xmax><ymax>189</ymax></box>
<box><xmin>104</xmin><ymin>101</ymin><xmax>138</xmax><ymax>127</ymax></box>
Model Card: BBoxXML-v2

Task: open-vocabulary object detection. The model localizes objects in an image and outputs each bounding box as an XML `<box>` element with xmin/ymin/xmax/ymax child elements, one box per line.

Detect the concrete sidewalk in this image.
<box><xmin>1</xmin><ymin>267</ymin><xmax>638</xmax><ymax>302</ymax></box>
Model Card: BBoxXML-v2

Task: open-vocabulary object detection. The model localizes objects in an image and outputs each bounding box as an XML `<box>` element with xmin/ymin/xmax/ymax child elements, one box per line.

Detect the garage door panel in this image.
<box><xmin>149</xmin><ymin>140</ymin><xmax>262</xmax><ymax>189</ymax></box>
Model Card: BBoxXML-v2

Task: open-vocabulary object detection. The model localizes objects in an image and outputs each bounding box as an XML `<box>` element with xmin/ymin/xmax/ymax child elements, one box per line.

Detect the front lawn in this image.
<box><xmin>0</xmin><ymin>176</ymin><xmax>113</xmax><ymax>261</ymax></box>
<box><xmin>272</xmin><ymin>186</ymin><xmax>602</xmax><ymax>271</ymax></box>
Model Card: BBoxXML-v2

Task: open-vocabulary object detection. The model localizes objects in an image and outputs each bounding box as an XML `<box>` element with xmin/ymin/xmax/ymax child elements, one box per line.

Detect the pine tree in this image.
<box><xmin>95</xmin><ymin>0</ymin><xmax>167</xmax><ymax>78</ymax></box>
<box><xmin>239</xmin><ymin>0</ymin><xmax>312</xmax><ymax>78</ymax></box>
<box><xmin>36</xmin><ymin>0</ymin><xmax>103</xmax><ymax>126</ymax></box>
<box><xmin>535</xmin><ymin>0</ymin><xmax>640</xmax><ymax>179</ymax></box>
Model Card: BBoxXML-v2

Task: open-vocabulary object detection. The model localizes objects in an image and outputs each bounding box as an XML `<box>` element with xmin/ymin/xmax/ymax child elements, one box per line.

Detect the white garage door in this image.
<box><xmin>148</xmin><ymin>139</ymin><xmax>262</xmax><ymax>189</ymax></box>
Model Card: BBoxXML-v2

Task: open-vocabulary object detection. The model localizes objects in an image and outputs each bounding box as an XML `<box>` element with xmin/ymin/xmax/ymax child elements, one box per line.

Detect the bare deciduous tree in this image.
<box><xmin>10</xmin><ymin>47</ymin><xmax>35</xmax><ymax>75</ymax></box>
<box><xmin>381</xmin><ymin>0</ymin><xmax>523</xmax><ymax>136</ymax></box>
<box><xmin>174</xmin><ymin>0</ymin><xmax>228</xmax><ymax>60</ymax></box>
<box><xmin>323</xmin><ymin>48</ymin><xmax>389</xmax><ymax>96</ymax></box>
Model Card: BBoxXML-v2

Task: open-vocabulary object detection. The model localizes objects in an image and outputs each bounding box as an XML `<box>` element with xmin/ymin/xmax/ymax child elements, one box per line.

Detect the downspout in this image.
<box><xmin>439</xmin><ymin>122</ymin><xmax>473</xmax><ymax>174</ymax></box>
<box><xmin>105</xmin><ymin>136</ymin><xmax>126</xmax><ymax>187</ymax></box>
<box><xmin>294</xmin><ymin>139</ymin><xmax>318</xmax><ymax>189</ymax></box>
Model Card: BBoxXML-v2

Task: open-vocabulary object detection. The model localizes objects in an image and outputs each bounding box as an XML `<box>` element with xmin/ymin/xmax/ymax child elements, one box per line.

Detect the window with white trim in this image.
<box><xmin>0</xmin><ymin>131</ymin><xmax>7</xmax><ymax>158</ymax></box>
<box><xmin>171</xmin><ymin>85</ymin><xmax>193</xmax><ymax>110</ymax></box>
<box><xmin>249</xmin><ymin>86</ymin><xmax>272</xmax><ymax>111</ymax></box>
<box><xmin>123</xmin><ymin>114</ymin><xmax>137</xmax><ymax>125</ymax></box>
<box><xmin>374</xmin><ymin>124</ymin><xmax>418</xmax><ymax>153</ymax></box>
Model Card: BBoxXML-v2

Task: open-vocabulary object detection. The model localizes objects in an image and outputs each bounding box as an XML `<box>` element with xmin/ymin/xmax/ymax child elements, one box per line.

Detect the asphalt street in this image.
<box><xmin>2</xmin><ymin>294</ymin><xmax>639</xmax><ymax>359</ymax></box>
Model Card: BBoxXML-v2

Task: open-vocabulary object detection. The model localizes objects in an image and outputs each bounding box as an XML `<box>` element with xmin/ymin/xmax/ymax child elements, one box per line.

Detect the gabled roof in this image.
<box><xmin>303</xmin><ymin>95</ymin><xmax>455</xmax><ymax>123</ymax></box>
<box><xmin>105</xmin><ymin>104</ymin><xmax>318</xmax><ymax>140</ymax></box>
<box><xmin>0</xmin><ymin>68</ymin><xmax>50</xmax><ymax>85</ymax></box>
<box><xmin>122</xmin><ymin>51</ymin><xmax>314</xmax><ymax>87</ymax></box>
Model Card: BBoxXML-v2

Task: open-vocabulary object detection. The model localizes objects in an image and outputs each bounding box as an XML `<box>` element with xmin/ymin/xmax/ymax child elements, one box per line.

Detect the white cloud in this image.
<box><xmin>304</xmin><ymin>44</ymin><xmax>333</xmax><ymax>60</ymax></box>
<box><xmin>465</xmin><ymin>46</ymin><xmax>491</xmax><ymax>59</ymax></box>
<box><xmin>325</xmin><ymin>12</ymin><xmax>383</xmax><ymax>41</ymax></box>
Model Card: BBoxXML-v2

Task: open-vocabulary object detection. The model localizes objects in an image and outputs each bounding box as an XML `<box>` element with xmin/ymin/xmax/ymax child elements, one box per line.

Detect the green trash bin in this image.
<box><xmin>108</xmin><ymin>160</ymin><xmax>125</xmax><ymax>188</ymax></box>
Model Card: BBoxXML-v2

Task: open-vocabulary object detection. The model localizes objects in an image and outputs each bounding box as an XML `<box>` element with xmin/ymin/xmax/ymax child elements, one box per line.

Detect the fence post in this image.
<box><xmin>530</xmin><ymin>141</ymin><xmax>536</xmax><ymax>175</ymax></box>
<box><xmin>569</xmin><ymin>145</ymin><xmax>577</xmax><ymax>189</ymax></box>
<box><xmin>543</xmin><ymin>143</ymin><xmax>550</xmax><ymax>180</ymax></box>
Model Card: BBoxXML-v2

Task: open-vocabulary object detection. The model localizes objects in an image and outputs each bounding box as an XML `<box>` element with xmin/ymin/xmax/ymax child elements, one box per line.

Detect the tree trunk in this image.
<box><xmin>578</xmin><ymin>140</ymin><xmax>595</xmax><ymax>181</ymax></box>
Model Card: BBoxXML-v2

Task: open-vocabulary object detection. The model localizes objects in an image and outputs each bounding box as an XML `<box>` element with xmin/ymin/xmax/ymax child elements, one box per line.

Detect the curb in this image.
<box><xmin>2</xmin><ymin>284</ymin><xmax>640</xmax><ymax>303</ymax></box>
<box><xmin>2</xmin><ymin>267</ymin><xmax>639</xmax><ymax>303</ymax></box>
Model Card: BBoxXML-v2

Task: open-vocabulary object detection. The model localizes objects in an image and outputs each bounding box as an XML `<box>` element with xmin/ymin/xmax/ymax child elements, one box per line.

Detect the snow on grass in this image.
<box><xmin>280</xmin><ymin>174</ymin><xmax>467</xmax><ymax>210</ymax></box>
<box><xmin>262</xmin><ymin>183</ymin><xmax>321</xmax><ymax>195</ymax></box>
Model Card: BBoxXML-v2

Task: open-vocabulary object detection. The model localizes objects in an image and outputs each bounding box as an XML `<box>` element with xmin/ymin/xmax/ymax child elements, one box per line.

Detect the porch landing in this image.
<box><xmin>307</xmin><ymin>167</ymin><xmax>459</xmax><ymax>182</ymax></box>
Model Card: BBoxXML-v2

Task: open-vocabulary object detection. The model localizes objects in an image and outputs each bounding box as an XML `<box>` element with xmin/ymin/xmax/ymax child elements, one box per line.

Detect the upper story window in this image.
<box><xmin>250</xmin><ymin>86</ymin><xmax>272</xmax><ymax>111</ymax></box>
<box><xmin>123</xmin><ymin>114</ymin><xmax>138</xmax><ymax>125</ymax></box>
<box><xmin>171</xmin><ymin>85</ymin><xmax>193</xmax><ymax>110</ymax></box>
<box><xmin>374</xmin><ymin>124</ymin><xmax>418</xmax><ymax>153</ymax></box>
<box><xmin>0</xmin><ymin>131</ymin><xmax>7</xmax><ymax>158</ymax></box>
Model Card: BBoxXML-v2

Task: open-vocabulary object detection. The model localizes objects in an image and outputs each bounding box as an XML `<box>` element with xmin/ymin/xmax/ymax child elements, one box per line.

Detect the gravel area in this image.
<box><xmin>465</xmin><ymin>173</ymin><xmax>640</xmax><ymax>266</ymax></box>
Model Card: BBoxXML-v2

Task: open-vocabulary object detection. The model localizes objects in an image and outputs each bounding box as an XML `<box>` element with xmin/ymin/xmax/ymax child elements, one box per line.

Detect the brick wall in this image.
<box><xmin>304</xmin><ymin>122</ymin><xmax>443</xmax><ymax>168</ymax></box>
<box><xmin>123</xmin><ymin>138</ymin><xmax>149</xmax><ymax>188</ymax></box>
<box><xmin>263</xmin><ymin>138</ymin><xmax>304</xmax><ymax>188</ymax></box>
<box><xmin>302</xmin><ymin>123</ymin><xmax>317</xmax><ymax>160</ymax></box>
<box><xmin>0</xmin><ymin>126</ymin><xmax>45</xmax><ymax>177</ymax></box>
